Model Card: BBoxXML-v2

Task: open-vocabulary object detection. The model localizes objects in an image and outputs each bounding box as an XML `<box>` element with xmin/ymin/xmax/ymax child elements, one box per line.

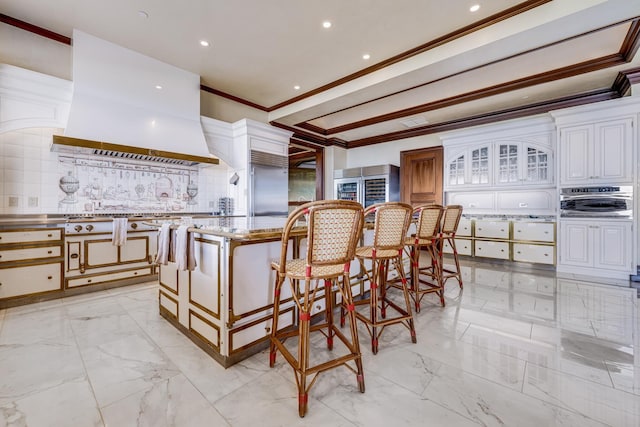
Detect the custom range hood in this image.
<box><xmin>56</xmin><ymin>30</ymin><xmax>218</xmax><ymax>165</ymax></box>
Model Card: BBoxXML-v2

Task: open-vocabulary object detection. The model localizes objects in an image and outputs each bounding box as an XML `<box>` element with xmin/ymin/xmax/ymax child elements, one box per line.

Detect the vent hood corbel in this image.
<box><xmin>60</xmin><ymin>30</ymin><xmax>217</xmax><ymax>166</ymax></box>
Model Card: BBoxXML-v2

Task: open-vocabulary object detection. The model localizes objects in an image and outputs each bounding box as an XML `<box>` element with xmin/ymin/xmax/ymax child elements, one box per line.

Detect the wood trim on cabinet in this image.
<box><xmin>228</xmin><ymin>305</ymin><xmax>295</xmax><ymax>355</ymax></box>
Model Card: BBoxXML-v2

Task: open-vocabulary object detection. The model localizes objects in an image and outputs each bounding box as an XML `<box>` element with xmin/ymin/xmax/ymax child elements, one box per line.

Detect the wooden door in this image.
<box><xmin>400</xmin><ymin>147</ymin><xmax>443</xmax><ymax>206</ymax></box>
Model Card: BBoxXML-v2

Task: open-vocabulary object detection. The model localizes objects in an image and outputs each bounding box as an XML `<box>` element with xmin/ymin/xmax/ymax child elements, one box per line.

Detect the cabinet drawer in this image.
<box><xmin>513</xmin><ymin>222</ymin><xmax>555</xmax><ymax>242</ymax></box>
<box><xmin>229</xmin><ymin>307</ymin><xmax>295</xmax><ymax>354</ymax></box>
<box><xmin>66</xmin><ymin>267</ymin><xmax>153</xmax><ymax>288</ymax></box>
<box><xmin>159</xmin><ymin>290</ymin><xmax>178</xmax><ymax>319</ymax></box>
<box><xmin>457</xmin><ymin>219</ymin><xmax>472</xmax><ymax>236</ymax></box>
<box><xmin>513</xmin><ymin>243</ymin><xmax>555</xmax><ymax>265</ymax></box>
<box><xmin>475</xmin><ymin>221</ymin><xmax>510</xmax><ymax>239</ymax></box>
<box><xmin>189</xmin><ymin>310</ymin><xmax>220</xmax><ymax>350</ymax></box>
<box><xmin>443</xmin><ymin>238</ymin><xmax>472</xmax><ymax>256</ymax></box>
<box><xmin>0</xmin><ymin>228</ymin><xmax>62</xmax><ymax>244</ymax></box>
<box><xmin>475</xmin><ymin>240</ymin><xmax>509</xmax><ymax>259</ymax></box>
<box><xmin>0</xmin><ymin>245</ymin><xmax>61</xmax><ymax>262</ymax></box>
<box><xmin>0</xmin><ymin>262</ymin><xmax>62</xmax><ymax>299</ymax></box>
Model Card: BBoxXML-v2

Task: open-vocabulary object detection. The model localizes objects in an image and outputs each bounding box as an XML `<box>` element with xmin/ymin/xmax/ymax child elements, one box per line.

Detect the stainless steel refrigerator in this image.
<box><xmin>249</xmin><ymin>150</ymin><xmax>289</xmax><ymax>216</ymax></box>
<box><xmin>334</xmin><ymin>164</ymin><xmax>400</xmax><ymax>207</ymax></box>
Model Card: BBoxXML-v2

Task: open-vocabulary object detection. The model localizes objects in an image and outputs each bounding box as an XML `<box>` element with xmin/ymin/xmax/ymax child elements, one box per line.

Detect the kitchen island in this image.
<box><xmin>148</xmin><ymin>216</ymin><xmax>314</xmax><ymax>367</ymax></box>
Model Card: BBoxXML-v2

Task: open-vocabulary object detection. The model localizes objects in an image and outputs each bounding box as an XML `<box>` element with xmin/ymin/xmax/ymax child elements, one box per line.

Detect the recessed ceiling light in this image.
<box><xmin>362</xmin><ymin>53</ymin><xmax>371</xmax><ymax>60</ymax></box>
<box><xmin>155</xmin><ymin>85</ymin><xmax>162</xmax><ymax>90</ymax></box>
<box><xmin>470</xmin><ymin>4</ymin><xmax>480</xmax><ymax>12</ymax></box>
<box><xmin>293</xmin><ymin>85</ymin><xmax>301</xmax><ymax>90</ymax></box>
<box><xmin>138</xmin><ymin>10</ymin><xmax>149</xmax><ymax>19</ymax></box>
<box><xmin>200</xmin><ymin>40</ymin><xmax>209</xmax><ymax>47</ymax></box>
<box><xmin>322</xmin><ymin>21</ymin><xmax>332</xmax><ymax>29</ymax></box>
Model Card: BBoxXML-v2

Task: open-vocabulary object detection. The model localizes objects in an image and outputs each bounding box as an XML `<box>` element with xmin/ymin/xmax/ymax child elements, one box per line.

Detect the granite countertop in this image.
<box><xmin>144</xmin><ymin>216</ymin><xmax>306</xmax><ymax>240</ymax></box>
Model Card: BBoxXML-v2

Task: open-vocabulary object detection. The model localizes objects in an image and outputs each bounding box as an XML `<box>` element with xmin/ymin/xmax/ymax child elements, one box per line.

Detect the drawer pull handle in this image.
<box><xmin>47</xmin><ymin>276</ymin><xmax>52</xmax><ymax>280</ymax></box>
<box><xmin>70</xmin><ymin>253</ymin><xmax>79</xmax><ymax>259</ymax></box>
<box><xmin>134</xmin><ymin>272</ymin><xmax>138</xmax><ymax>275</ymax></box>
<box><xmin>47</xmin><ymin>234</ymin><xmax>53</xmax><ymax>237</ymax></box>
<box><xmin>517</xmin><ymin>251</ymin><xmax>521</xmax><ymax>254</ymax></box>
<box><xmin>265</xmin><ymin>326</ymin><xmax>271</xmax><ymax>333</ymax></box>
<box><xmin>87</xmin><ymin>279</ymin><xmax>92</xmax><ymax>283</ymax></box>
<box><xmin>131</xmin><ymin>223</ymin><xmax>138</xmax><ymax>229</ymax></box>
<box><xmin>47</xmin><ymin>250</ymin><xmax>53</xmax><ymax>254</ymax></box>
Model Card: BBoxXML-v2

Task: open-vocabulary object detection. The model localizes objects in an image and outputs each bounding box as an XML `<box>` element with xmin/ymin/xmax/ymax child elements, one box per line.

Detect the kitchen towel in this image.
<box><xmin>112</xmin><ymin>218</ymin><xmax>128</xmax><ymax>246</ymax></box>
<box><xmin>155</xmin><ymin>222</ymin><xmax>171</xmax><ymax>265</ymax></box>
<box><xmin>174</xmin><ymin>224</ymin><xmax>197</xmax><ymax>271</ymax></box>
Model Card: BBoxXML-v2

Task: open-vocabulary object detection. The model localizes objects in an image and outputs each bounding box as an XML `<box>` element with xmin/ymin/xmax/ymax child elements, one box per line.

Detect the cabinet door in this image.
<box><xmin>85</xmin><ymin>239</ymin><xmax>118</xmax><ymax>267</ymax></box>
<box><xmin>559</xmin><ymin>222</ymin><xmax>591</xmax><ymax>267</ymax></box>
<box><xmin>119</xmin><ymin>236</ymin><xmax>149</xmax><ymax>263</ymax></box>
<box><xmin>496</xmin><ymin>143</ymin><xmax>519</xmax><ymax>184</ymax></box>
<box><xmin>469</xmin><ymin>145</ymin><xmax>490</xmax><ymax>185</ymax></box>
<box><xmin>594</xmin><ymin>222</ymin><xmax>632</xmax><ymax>271</ymax></box>
<box><xmin>447</xmin><ymin>153</ymin><xmax>466</xmax><ymax>186</ymax></box>
<box><xmin>560</xmin><ymin>125</ymin><xmax>591</xmax><ymax>185</ymax></box>
<box><xmin>523</xmin><ymin>145</ymin><xmax>551</xmax><ymax>184</ymax></box>
<box><xmin>0</xmin><ymin>262</ymin><xmax>62</xmax><ymax>298</ymax></box>
<box><xmin>594</xmin><ymin>118</ymin><xmax>633</xmax><ymax>183</ymax></box>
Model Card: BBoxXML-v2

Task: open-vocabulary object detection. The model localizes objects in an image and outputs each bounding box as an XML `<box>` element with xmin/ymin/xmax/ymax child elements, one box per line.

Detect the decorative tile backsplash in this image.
<box><xmin>0</xmin><ymin>128</ymin><xmax>229</xmax><ymax>215</ymax></box>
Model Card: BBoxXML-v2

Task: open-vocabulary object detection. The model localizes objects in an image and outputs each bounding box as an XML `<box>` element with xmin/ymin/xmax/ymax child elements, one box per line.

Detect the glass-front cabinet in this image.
<box><xmin>446</xmin><ymin>141</ymin><xmax>552</xmax><ymax>188</ymax></box>
<box><xmin>495</xmin><ymin>142</ymin><xmax>551</xmax><ymax>186</ymax></box>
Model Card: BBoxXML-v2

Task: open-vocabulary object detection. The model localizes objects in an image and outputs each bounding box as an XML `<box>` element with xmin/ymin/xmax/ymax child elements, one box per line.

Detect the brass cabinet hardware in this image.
<box><xmin>47</xmin><ymin>234</ymin><xmax>52</xmax><ymax>237</ymax></box>
<box><xmin>226</xmin><ymin>309</ymin><xmax>242</xmax><ymax>328</ymax></box>
<box><xmin>47</xmin><ymin>276</ymin><xmax>52</xmax><ymax>280</ymax></box>
<box><xmin>131</xmin><ymin>223</ymin><xmax>138</xmax><ymax>229</ymax></box>
<box><xmin>265</xmin><ymin>326</ymin><xmax>271</xmax><ymax>333</ymax></box>
<box><xmin>47</xmin><ymin>250</ymin><xmax>52</xmax><ymax>254</ymax></box>
<box><xmin>74</xmin><ymin>225</ymin><xmax>82</xmax><ymax>232</ymax></box>
<box><xmin>70</xmin><ymin>253</ymin><xmax>79</xmax><ymax>259</ymax></box>
<box><xmin>87</xmin><ymin>279</ymin><xmax>92</xmax><ymax>283</ymax></box>
<box><xmin>85</xmin><ymin>225</ymin><xmax>94</xmax><ymax>232</ymax></box>
<box><xmin>80</xmin><ymin>263</ymin><xmax>85</xmax><ymax>274</ymax></box>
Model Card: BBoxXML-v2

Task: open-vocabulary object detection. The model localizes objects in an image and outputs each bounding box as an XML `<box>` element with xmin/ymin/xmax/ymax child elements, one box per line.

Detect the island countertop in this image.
<box><xmin>144</xmin><ymin>216</ymin><xmax>307</xmax><ymax>240</ymax></box>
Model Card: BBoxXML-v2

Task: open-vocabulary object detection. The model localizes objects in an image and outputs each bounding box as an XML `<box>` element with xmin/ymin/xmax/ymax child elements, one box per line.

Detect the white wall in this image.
<box><xmin>345</xmin><ymin>134</ymin><xmax>441</xmax><ymax>168</ymax></box>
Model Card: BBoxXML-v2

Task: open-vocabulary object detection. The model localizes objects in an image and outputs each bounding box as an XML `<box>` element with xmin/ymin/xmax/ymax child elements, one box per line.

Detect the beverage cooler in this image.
<box><xmin>334</xmin><ymin>165</ymin><xmax>399</xmax><ymax>207</ymax></box>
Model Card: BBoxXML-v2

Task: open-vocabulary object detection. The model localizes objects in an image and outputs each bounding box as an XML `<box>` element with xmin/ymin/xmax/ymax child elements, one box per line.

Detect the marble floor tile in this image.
<box><xmin>101</xmin><ymin>374</ymin><xmax>229</xmax><ymax>427</ymax></box>
<box><xmin>80</xmin><ymin>332</ymin><xmax>181</xmax><ymax>407</ymax></box>
<box><xmin>523</xmin><ymin>361</ymin><xmax>640</xmax><ymax>426</ymax></box>
<box><xmin>423</xmin><ymin>363</ymin><xmax>609</xmax><ymax>427</ymax></box>
<box><xmin>0</xmin><ymin>378</ymin><xmax>102</xmax><ymax>427</ymax></box>
<box><xmin>0</xmin><ymin>259</ymin><xmax>637</xmax><ymax>426</ymax></box>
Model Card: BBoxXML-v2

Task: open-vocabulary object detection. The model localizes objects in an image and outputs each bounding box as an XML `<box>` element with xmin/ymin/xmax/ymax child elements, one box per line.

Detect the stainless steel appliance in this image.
<box><xmin>249</xmin><ymin>150</ymin><xmax>289</xmax><ymax>216</ymax></box>
<box><xmin>560</xmin><ymin>186</ymin><xmax>633</xmax><ymax>218</ymax></box>
<box><xmin>334</xmin><ymin>165</ymin><xmax>400</xmax><ymax>207</ymax></box>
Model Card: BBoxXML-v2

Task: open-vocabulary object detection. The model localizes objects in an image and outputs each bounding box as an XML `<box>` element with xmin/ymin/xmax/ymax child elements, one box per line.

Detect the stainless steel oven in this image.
<box><xmin>560</xmin><ymin>186</ymin><xmax>633</xmax><ymax>218</ymax></box>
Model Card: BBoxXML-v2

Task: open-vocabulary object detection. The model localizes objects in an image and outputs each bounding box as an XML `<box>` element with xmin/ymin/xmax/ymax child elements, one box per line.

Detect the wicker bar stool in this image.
<box><xmin>439</xmin><ymin>205</ymin><xmax>464</xmax><ymax>289</ymax></box>
<box><xmin>345</xmin><ymin>202</ymin><xmax>416</xmax><ymax>354</ymax></box>
<box><xmin>406</xmin><ymin>204</ymin><xmax>445</xmax><ymax>311</ymax></box>
<box><xmin>269</xmin><ymin>200</ymin><xmax>365</xmax><ymax>417</ymax></box>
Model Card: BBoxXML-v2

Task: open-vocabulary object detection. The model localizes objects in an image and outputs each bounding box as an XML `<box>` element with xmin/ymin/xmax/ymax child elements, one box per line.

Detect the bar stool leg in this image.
<box><xmin>297</xmin><ymin>278</ymin><xmax>312</xmax><ymax>417</ymax></box>
<box><xmin>411</xmin><ymin>245</ymin><xmax>421</xmax><ymax>313</ymax></box>
<box><xmin>324</xmin><ymin>279</ymin><xmax>334</xmax><ymax>350</ymax></box>
<box><xmin>393</xmin><ymin>255</ymin><xmax>417</xmax><ymax>343</ymax></box>
<box><xmin>370</xmin><ymin>258</ymin><xmax>380</xmax><ymax>354</ymax></box>
<box><xmin>342</xmin><ymin>270</ymin><xmax>365</xmax><ymax>393</ymax></box>
<box><xmin>448</xmin><ymin>237</ymin><xmax>463</xmax><ymax>289</ymax></box>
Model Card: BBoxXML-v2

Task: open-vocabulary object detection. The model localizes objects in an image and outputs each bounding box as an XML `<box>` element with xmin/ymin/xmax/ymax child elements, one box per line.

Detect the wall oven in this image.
<box><xmin>560</xmin><ymin>186</ymin><xmax>633</xmax><ymax>218</ymax></box>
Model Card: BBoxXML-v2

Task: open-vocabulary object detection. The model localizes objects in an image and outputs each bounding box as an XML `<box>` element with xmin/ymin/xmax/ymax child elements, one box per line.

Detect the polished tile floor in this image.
<box><xmin>1</xmin><ymin>259</ymin><xmax>639</xmax><ymax>426</ymax></box>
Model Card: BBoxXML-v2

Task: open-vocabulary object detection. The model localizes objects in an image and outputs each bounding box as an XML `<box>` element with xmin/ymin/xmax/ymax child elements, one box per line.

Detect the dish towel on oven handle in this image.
<box><xmin>112</xmin><ymin>218</ymin><xmax>128</xmax><ymax>246</ymax></box>
<box><xmin>175</xmin><ymin>224</ymin><xmax>197</xmax><ymax>271</ymax></box>
<box><xmin>155</xmin><ymin>223</ymin><xmax>171</xmax><ymax>265</ymax></box>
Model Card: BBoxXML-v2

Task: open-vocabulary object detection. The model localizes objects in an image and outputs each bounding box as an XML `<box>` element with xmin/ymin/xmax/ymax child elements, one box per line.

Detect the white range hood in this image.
<box><xmin>60</xmin><ymin>30</ymin><xmax>217</xmax><ymax>165</ymax></box>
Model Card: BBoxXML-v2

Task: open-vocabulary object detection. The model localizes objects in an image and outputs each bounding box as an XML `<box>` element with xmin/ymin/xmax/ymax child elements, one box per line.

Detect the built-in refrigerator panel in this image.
<box><xmin>249</xmin><ymin>150</ymin><xmax>289</xmax><ymax>216</ymax></box>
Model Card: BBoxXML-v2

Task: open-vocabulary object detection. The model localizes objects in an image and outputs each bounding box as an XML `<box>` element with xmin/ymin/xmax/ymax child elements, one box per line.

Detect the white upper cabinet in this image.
<box><xmin>442</xmin><ymin>117</ymin><xmax>555</xmax><ymax>191</ymax></box>
<box><xmin>495</xmin><ymin>142</ymin><xmax>552</xmax><ymax>186</ymax></box>
<box><xmin>559</xmin><ymin>118</ymin><xmax>633</xmax><ymax>185</ymax></box>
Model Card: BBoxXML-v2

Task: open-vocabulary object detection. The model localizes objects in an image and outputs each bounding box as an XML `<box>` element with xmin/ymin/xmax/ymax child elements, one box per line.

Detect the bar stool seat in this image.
<box><xmin>269</xmin><ymin>200</ymin><xmax>365</xmax><ymax>418</ymax></box>
<box><xmin>345</xmin><ymin>202</ymin><xmax>416</xmax><ymax>354</ymax></box>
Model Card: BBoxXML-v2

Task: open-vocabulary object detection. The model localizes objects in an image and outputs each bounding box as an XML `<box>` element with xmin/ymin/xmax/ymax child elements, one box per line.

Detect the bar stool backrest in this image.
<box><xmin>415</xmin><ymin>204</ymin><xmax>444</xmax><ymax>239</ymax></box>
<box><xmin>442</xmin><ymin>205</ymin><xmax>463</xmax><ymax>235</ymax></box>
<box><xmin>279</xmin><ymin>200</ymin><xmax>364</xmax><ymax>271</ymax></box>
<box><xmin>367</xmin><ymin>202</ymin><xmax>413</xmax><ymax>251</ymax></box>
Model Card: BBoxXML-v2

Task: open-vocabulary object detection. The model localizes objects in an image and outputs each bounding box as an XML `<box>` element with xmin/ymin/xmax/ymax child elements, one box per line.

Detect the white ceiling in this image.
<box><xmin>1</xmin><ymin>0</ymin><xmax>640</xmax><ymax>148</ymax></box>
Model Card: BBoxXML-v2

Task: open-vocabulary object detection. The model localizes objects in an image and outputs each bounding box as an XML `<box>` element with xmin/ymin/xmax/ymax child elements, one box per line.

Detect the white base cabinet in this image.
<box><xmin>558</xmin><ymin>220</ymin><xmax>633</xmax><ymax>280</ymax></box>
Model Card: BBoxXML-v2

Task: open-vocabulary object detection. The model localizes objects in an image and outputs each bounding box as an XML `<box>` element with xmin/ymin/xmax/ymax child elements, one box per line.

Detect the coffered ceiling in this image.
<box><xmin>1</xmin><ymin>0</ymin><xmax>640</xmax><ymax>151</ymax></box>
